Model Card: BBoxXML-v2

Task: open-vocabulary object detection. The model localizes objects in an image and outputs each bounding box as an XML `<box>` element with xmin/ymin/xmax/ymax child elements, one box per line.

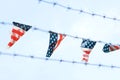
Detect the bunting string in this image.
<box><xmin>1</xmin><ymin>21</ymin><xmax>120</xmax><ymax>62</ymax></box>
<box><xmin>0</xmin><ymin>51</ymin><xmax>119</xmax><ymax>69</ymax></box>
<box><xmin>38</xmin><ymin>0</ymin><xmax>120</xmax><ymax>21</ymax></box>
<box><xmin>0</xmin><ymin>21</ymin><xmax>115</xmax><ymax>45</ymax></box>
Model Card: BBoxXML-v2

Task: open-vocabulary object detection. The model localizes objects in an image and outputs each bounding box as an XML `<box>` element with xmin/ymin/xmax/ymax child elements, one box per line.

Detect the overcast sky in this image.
<box><xmin>0</xmin><ymin>0</ymin><xmax>120</xmax><ymax>80</ymax></box>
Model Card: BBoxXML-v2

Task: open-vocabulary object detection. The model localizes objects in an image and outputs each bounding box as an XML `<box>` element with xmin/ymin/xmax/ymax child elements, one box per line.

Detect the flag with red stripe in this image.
<box><xmin>81</xmin><ymin>39</ymin><xmax>96</xmax><ymax>62</ymax></box>
<box><xmin>46</xmin><ymin>31</ymin><xmax>66</xmax><ymax>57</ymax></box>
<box><xmin>103</xmin><ymin>43</ymin><xmax>120</xmax><ymax>53</ymax></box>
<box><xmin>8</xmin><ymin>22</ymin><xmax>32</xmax><ymax>48</ymax></box>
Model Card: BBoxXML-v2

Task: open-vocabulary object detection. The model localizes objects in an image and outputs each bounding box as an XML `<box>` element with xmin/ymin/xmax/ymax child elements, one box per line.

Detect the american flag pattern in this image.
<box><xmin>81</xmin><ymin>39</ymin><xmax>96</xmax><ymax>62</ymax></box>
<box><xmin>46</xmin><ymin>31</ymin><xmax>66</xmax><ymax>57</ymax></box>
<box><xmin>103</xmin><ymin>43</ymin><xmax>120</xmax><ymax>53</ymax></box>
<box><xmin>8</xmin><ymin>22</ymin><xmax>32</xmax><ymax>47</ymax></box>
<box><xmin>13</xmin><ymin>22</ymin><xmax>32</xmax><ymax>31</ymax></box>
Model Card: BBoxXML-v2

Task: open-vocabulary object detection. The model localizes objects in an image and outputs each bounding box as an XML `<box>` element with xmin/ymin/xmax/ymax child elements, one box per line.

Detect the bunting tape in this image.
<box><xmin>38</xmin><ymin>0</ymin><xmax>120</xmax><ymax>21</ymax></box>
<box><xmin>0</xmin><ymin>51</ymin><xmax>119</xmax><ymax>69</ymax></box>
<box><xmin>0</xmin><ymin>21</ymin><xmax>114</xmax><ymax>45</ymax></box>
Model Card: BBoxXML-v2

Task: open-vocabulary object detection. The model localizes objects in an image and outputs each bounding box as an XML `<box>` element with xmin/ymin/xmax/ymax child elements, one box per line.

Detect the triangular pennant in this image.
<box><xmin>102</xmin><ymin>43</ymin><xmax>120</xmax><ymax>53</ymax></box>
<box><xmin>8</xmin><ymin>22</ymin><xmax>32</xmax><ymax>48</ymax></box>
<box><xmin>46</xmin><ymin>31</ymin><xmax>66</xmax><ymax>57</ymax></box>
<box><xmin>81</xmin><ymin>39</ymin><xmax>96</xmax><ymax>62</ymax></box>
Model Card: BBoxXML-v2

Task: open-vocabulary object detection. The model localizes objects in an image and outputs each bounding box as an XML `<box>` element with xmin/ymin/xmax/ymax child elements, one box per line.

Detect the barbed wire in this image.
<box><xmin>38</xmin><ymin>0</ymin><xmax>120</xmax><ymax>21</ymax></box>
<box><xmin>0</xmin><ymin>21</ymin><xmax>12</xmax><ymax>25</ymax></box>
<box><xmin>0</xmin><ymin>51</ymin><xmax>119</xmax><ymax>69</ymax></box>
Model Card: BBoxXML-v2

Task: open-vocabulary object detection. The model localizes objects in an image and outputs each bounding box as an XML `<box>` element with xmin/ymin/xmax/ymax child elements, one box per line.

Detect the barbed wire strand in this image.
<box><xmin>38</xmin><ymin>0</ymin><xmax>120</xmax><ymax>21</ymax></box>
<box><xmin>0</xmin><ymin>21</ymin><xmax>12</xmax><ymax>25</ymax></box>
<box><xmin>0</xmin><ymin>51</ymin><xmax>119</xmax><ymax>69</ymax></box>
<box><xmin>0</xmin><ymin>21</ymin><xmax>116</xmax><ymax>45</ymax></box>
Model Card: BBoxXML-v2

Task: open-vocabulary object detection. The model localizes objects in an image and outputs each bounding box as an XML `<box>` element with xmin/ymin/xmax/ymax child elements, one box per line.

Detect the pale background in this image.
<box><xmin>0</xmin><ymin>0</ymin><xmax>120</xmax><ymax>80</ymax></box>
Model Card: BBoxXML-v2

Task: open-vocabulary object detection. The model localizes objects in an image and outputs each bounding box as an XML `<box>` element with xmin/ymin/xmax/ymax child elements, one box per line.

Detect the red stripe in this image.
<box><xmin>114</xmin><ymin>45</ymin><xmax>120</xmax><ymax>49</ymax></box>
<box><xmin>82</xmin><ymin>50</ymin><xmax>91</xmax><ymax>62</ymax></box>
<box><xmin>8</xmin><ymin>40</ymin><xmax>15</xmax><ymax>47</ymax></box>
<box><xmin>82</xmin><ymin>58</ymin><xmax>88</xmax><ymax>62</ymax></box>
<box><xmin>8</xmin><ymin>28</ymin><xmax>25</xmax><ymax>47</ymax></box>
<box><xmin>54</xmin><ymin>34</ymin><xmax>66</xmax><ymax>51</ymax></box>
<box><xmin>11</xmin><ymin>35</ymin><xmax>19</xmax><ymax>41</ymax></box>
<box><xmin>8</xmin><ymin>42</ymin><xmax>14</xmax><ymax>47</ymax></box>
<box><xmin>110</xmin><ymin>46</ymin><xmax>115</xmax><ymax>51</ymax></box>
<box><xmin>110</xmin><ymin>45</ymin><xmax>120</xmax><ymax>51</ymax></box>
<box><xmin>83</xmin><ymin>50</ymin><xmax>91</xmax><ymax>54</ymax></box>
<box><xmin>12</xmin><ymin>28</ymin><xmax>24</xmax><ymax>36</ymax></box>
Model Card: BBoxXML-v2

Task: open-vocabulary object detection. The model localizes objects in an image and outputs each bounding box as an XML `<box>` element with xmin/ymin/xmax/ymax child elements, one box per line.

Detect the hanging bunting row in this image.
<box><xmin>0</xmin><ymin>21</ymin><xmax>119</xmax><ymax>45</ymax></box>
<box><xmin>6</xmin><ymin>22</ymin><xmax>120</xmax><ymax>62</ymax></box>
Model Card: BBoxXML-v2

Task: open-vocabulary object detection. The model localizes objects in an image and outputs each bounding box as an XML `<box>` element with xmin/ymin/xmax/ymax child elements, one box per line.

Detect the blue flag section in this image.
<box><xmin>46</xmin><ymin>31</ymin><xmax>66</xmax><ymax>57</ymax></box>
<box><xmin>103</xmin><ymin>43</ymin><xmax>120</xmax><ymax>53</ymax></box>
<box><xmin>13</xmin><ymin>22</ymin><xmax>32</xmax><ymax>31</ymax></box>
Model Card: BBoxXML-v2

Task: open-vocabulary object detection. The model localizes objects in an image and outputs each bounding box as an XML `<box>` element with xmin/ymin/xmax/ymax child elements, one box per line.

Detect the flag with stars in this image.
<box><xmin>81</xmin><ymin>39</ymin><xmax>96</xmax><ymax>62</ymax></box>
<box><xmin>46</xmin><ymin>31</ymin><xmax>66</xmax><ymax>57</ymax></box>
<box><xmin>102</xmin><ymin>43</ymin><xmax>120</xmax><ymax>53</ymax></box>
<box><xmin>8</xmin><ymin>22</ymin><xmax>32</xmax><ymax>48</ymax></box>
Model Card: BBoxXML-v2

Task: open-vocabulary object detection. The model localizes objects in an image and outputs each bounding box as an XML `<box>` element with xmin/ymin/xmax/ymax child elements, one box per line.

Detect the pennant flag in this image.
<box><xmin>81</xmin><ymin>39</ymin><xmax>96</xmax><ymax>62</ymax></box>
<box><xmin>102</xmin><ymin>43</ymin><xmax>120</xmax><ymax>53</ymax></box>
<box><xmin>8</xmin><ymin>22</ymin><xmax>32</xmax><ymax>48</ymax></box>
<box><xmin>46</xmin><ymin>31</ymin><xmax>66</xmax><ymax>57</ymax></box>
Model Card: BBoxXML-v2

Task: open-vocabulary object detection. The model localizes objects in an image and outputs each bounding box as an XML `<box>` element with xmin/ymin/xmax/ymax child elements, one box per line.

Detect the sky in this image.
<box><xmin>0</xmin><ymin>0</ymin><xmax>120</xmax><ymax>80</ymax></box>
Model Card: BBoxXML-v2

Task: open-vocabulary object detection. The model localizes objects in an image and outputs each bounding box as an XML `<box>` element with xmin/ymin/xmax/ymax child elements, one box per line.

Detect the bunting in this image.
<box><xmin>8</xmin><ymin>22</ymin><xmax>32</xmax><ymax>48</ymax></box>
<box><xmin>81</xmin><ymin>39</ymin><xmax>96</xmax><ymax>62</ymax></box>
<box><xmin>0</xmin><ymin>21</ymin><xmax>119</xmax><ymax>62</ymax></box>
<box><xmin>102</xmin><ymin>43</ymin><xmax>120</xmax><ymax>53</ymax></box>
<box><xmin>46</xmin><ymin>31</ymin><xmax>66</xmax><ymax>57</ymax></box>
